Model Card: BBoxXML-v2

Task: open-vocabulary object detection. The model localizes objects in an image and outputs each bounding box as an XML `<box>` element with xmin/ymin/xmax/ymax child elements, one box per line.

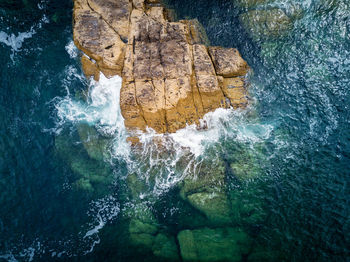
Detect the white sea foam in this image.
<box><xmin>136</xmin><ymin>107</ymin><xmax>273</xmax><ymax>158</ymax></box>
<box><xmin>37</xmin><ymin>0</ymin><xmax>48</xmax><ymax>10</ymax></box>
<box><xmin>55</xmin><ymin>70</ymin><xmax>274</xmax><ymax>195</ymax></box>
<box><xmin>56</xmin><ymin>73</ymin><xmax>127</xmax><ymax>136</ymax></box>
<box><xmin>0</xmin><ymin>28</ymin><xmax>36</xmax><ymax>52</ymax></box>
<box><xmin>84</xmin><ymin>196</ymin><xmax>120</xmax><ymax>238</ymax></box>
<box><xmin>0</xmin><ymin>14</ymin><xmax>50</xmax><ymax>60</ymax></box>
<box><xmin>128</xmin><ymin>107</ymin><xmax>273</xmax><ymax>195</ymax></box>
<box><xmin>0</xmin><ymin>241</ymin><xmax>44</xmax><ymax>262</ymax></box>
<box><xmin>81</xmin><ymin>196</ymin><xmax>120</xmax><ymax>254</ymax></box>
<box><xmin>65</xmin><ymin>40</ymin><xmax>78</xmax><ymax>58</ymax></box>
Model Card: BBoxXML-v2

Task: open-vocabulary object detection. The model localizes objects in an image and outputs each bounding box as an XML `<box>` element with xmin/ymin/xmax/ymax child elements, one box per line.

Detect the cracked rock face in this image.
<box><xmin>73</xmin><ymin>0</ymin><xmax>250</xmax><ymax>135</ymax></box>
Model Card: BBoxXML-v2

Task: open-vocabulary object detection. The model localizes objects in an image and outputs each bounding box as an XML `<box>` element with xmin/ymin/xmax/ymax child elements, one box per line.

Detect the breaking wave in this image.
<box><xmin>55</xmin><ymin>57</ymin><xmax>275</xmax><ymax>196</ymax></box>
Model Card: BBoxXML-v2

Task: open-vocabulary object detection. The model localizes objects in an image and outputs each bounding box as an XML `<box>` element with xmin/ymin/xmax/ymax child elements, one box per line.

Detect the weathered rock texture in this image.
<box><xmin>73</xmin><ymin>0</ymin><xmax>250</xmax><ymax>134</ymax></box>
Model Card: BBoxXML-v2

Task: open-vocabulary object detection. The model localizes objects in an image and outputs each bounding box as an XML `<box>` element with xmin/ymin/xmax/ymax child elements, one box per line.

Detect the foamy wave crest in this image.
<box><xmin>170</xmin><ymin>108</ymin><xmax>274</xmax><ymax>156</ymax></box>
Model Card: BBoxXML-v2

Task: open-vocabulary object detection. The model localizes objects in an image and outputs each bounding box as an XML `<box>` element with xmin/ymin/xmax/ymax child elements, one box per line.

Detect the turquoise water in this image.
<box><xmin>0</xmin><ymin>0</ymin><xmax>349</xmax><ymax>261</ymax></box>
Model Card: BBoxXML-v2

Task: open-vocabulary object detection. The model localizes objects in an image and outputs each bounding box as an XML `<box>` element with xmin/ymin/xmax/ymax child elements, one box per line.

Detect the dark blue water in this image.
<box><xmin>0</xmin><ymin>0</ymin><xmax>350</xmax><ymax>261</ymax></box>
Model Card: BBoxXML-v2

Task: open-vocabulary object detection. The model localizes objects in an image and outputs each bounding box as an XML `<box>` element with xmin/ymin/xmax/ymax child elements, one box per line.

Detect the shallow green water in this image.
<box><xmin>0</xmin><ymin>0</ymin><xmax>349</xmax><ymax>261</ymax></box>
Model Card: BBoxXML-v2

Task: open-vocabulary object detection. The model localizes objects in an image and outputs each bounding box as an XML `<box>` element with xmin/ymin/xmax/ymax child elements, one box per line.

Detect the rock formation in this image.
<box><xmin>73</xmin><ymin>0</ymin><xmax>250</xmax><ymax>135</ymax></box>
<box><xmin>235</xmin><ymin>0</ymin><xmax>303</xmax><ymax>41</ymax></box>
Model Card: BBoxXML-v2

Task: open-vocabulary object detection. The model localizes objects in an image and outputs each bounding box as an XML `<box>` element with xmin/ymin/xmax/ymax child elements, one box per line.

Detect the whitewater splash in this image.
<box><xmin>56</xmin><ymin>73</ymin><xmax>125</xmax><ymax>137</ymax></box>
<box><xmin>55</xmin><ymin>58</ymin><xmax>274</xmax><ymax>195</ymax></box>
<box><xmin>56</xmin><ymin>39</ymin><xmax>276</xmax><ymax>194</ymax></box>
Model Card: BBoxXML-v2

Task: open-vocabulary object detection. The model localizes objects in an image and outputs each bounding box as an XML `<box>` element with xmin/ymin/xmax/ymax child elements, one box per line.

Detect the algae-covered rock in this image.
<box><xmin>75</xmin><ymin>177</ymin><xmax>94</xmax><ymax>193</ymax></box>
<box><xmin>77</xmin><ymin>123</ymin><xmax>110</xmax><ymax>162</ymax></box>
<box><xmin>228</xmin><ymin>182</ymin><xmax>267</xmax><ymax>226</ymax></box>
<box><xmin>55</xmin><ymin>131</ymin><xmax>113</xmax><ymax>196</ymax></box>
<box><xmin>127</xmin><ymin>208</ymin><xmax>180</xmax><ymax>261</ymax></box>
<box><xmin>179</xmin><ymin>158</ymin><xmax>232</xmax><ymax>225</ymax></box>
<box><xmin>125</xmin><ymin>201</ymin><xmax>158</xmax><ymax>225</ymax></box>
<box><xmin>240</xmin><ymin>8</ymin><xmax>293</xmax><ymax>41</ymax></box>
<box><xmin>177</xmin><ymin>230</ymin><xmax>197</xmax><ymax>261</ymax></box>
<box><xmin>129</xmin><ymin>219</ymin><xmax>158</xmax><ymax>235</ymax></box>
<box><xmin>126</xmin><ymin>173</ymin><xmax>149</xmax><ymax>200</ymax></box>
<box><xmin>230</xmin><ymin>192</ymin><xmax>266</xmax><ymax>225</ymax></box>
<box><xmin>178</xmin><ymin>227</ymin><xmax>252</xmax><ymax>262</ymax></box>
<box><xmin>152</xmin><ymin>233</ymin><xmax>179</xmax><ymax>261</ymax></box>
<box><xmin>130</xmin><ymin>233</ymin><xmax>155</xmax><ymax>249</ymax></box>
<box><xmin>230</xmin><ymin>146</ymin><xmax>263</xmax><ymax>182</ymax></box>
<box><xmin>248</xmin><ymin>245</ymin><xmax>284</xmax><ymax>262</ymax></box>
<box><xmin>187</xmin><ymin>192</ymin><xmax>231</xmax><ymax>225</ymax></box>
<box><xmin>233</xmin><ymin>0</ymin><xmax>271</xmax><ymax>9</ymax></box>
<box><xmin>129</xmin><ymin>218</ymin><xmax>157</xmax><ymax>249</ymax></box>
<box><xmin>180</xmin><ymin>158</ymin><xmax>226</xmax><ymax>197</ymax></box>
<box><xmin>125</xmin><ymin>200</ymin><xmax>160</xmax><ymax>249</ymax></box>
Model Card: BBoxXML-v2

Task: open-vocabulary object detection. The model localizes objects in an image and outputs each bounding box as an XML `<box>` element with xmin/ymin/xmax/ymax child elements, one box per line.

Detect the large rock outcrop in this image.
<box><xmin>73</xmin><ymin>0</ymin><xmax>250</xmax><ymax>134</ymax></box>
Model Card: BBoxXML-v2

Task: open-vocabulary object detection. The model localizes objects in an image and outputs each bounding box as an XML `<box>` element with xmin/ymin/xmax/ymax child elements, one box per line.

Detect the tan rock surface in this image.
<box><xmin>73</xmin><ymin>0</ymin><xmax>251</xmax><ymax>135</ymax></box>
<box><xmin>209</xmin><ymin>47</ymin><xmax>250</xmax><ymax>77</ymax></box>
<box><xmin>81</xmin><ymin>55</ymin><xmax>100</xmax><ymax>81</ymax></box>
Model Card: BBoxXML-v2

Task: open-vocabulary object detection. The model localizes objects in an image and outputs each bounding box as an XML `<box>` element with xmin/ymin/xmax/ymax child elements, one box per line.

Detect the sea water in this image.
<box><xmin>0</xmin><ymin>0</ymin><xmax>349</xmax><ymax>261</ymax></box>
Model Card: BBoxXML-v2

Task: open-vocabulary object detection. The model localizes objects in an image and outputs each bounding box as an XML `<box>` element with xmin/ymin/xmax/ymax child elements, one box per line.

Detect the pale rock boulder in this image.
<box><xmin>209</xmin><ymin>46</ymin><xmax>250</xmax><ymax>77</ymax></box>
<box><xmin>87</xmin><ymin>0</ymin><xmax>131</xmax><ymax>41</ymax></box>
<box><xmin>73</xmin><ymin>0</ymin><xmax>126</xmax><ymax>76</ymax></box>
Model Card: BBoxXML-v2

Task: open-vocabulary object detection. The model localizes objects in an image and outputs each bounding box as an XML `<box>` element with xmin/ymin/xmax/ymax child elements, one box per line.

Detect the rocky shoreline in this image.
<box><xmin>69</xmin><ymin>0</ymin><xmax>296</xmax><ymax>261</ymax></box>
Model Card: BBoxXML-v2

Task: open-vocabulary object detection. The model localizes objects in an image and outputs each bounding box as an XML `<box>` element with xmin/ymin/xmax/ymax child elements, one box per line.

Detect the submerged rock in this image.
<box><xmin>126</xmin><ymin>202</ymin><xmax>159</xmax><ymax>248</ymax></box>
<box><xmin>129</xmin><ymin>219</ymin><xmax>158</xmax><ymax>235</ymax></box>
<box><xmin>233</xmin><ymin>0</ymin><xmax>271</xmax><ymax>9</ymax></box>
<box><xmin>152</xmin><ymin>233</ymin><xmax>179</xmax><ymax>261</ymax></box>
<box><xmin>177</xmin><ymin>227</ymin><xmax>252</xmax><ymax>262</ymax></box>
<box><xmin>54</xmin><ymin>131</ymin><xmax>114</xmax><ymax>196</ymax></box>
<box><xmin>73</xmin><ymin>0</ymin><xmax>250</xmax><ymax>136</ymax></box>
<box><xmin>77</xmin><ymin>123</ymin><xmax>110</xmax><ymax>162</ymax></box>
<box><xmin>240</xmin><ymin>8</ymin><xmax>294</xmax><ymax>41</ymax></box>
<box><xmin>186</xmin><ymin>191</ymin><xmax>232</xmax><ymax>225</ymax></box>
<box><xmin>70</xmin><ymin>1</ymin><xmax>271</xmax><ymax>260</ymax></box>
<box><xmin>179</xmin><ymin>158</ymin><xmax>233</xmax><ymax>226</ymax></box>
<box><xmin>236</xmin><ymin>0</ymin><xmax>303</xmax><ymax>42</ymax></box>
